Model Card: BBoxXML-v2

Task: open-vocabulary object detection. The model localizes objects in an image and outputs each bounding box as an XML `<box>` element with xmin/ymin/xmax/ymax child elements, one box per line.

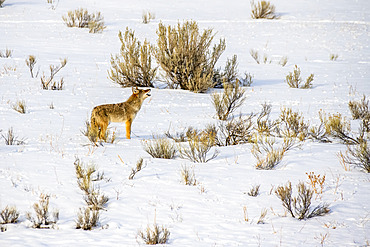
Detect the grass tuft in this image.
<box><xmin>142</xmin><ymin>137</ymin><xmax>177</xmax><ymax>159</ymax></box>
<box><xmin>251</xmin><ymin>1</ymin><xmax>278</xmax><ymax>19</ymax></box>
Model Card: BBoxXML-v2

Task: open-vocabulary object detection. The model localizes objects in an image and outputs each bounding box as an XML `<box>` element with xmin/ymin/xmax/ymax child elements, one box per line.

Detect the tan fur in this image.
<box><xmin>90</xmin><ymin>87</ymin><xmax>151</xmax><ymax>140</ymax></box>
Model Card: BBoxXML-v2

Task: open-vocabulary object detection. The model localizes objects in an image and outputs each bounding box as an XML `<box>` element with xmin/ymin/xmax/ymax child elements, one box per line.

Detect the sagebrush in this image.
<box><xmin>211</xmin><ymin>80</ymin><xmax>246</xmax><ymax>120</ymax></box>
<box><xmin>142</xmin><ymin>137</ymin><xmax>177</xmax><ymax>159</ymax></box>
<box><xmin>109</xmin><ymin>28</ymin><xmax>157</xmax><ymax>87</ymax></box>
<box><xmin>178</xmin><ymin>128</ymin><xmax>219</xmax><ymax>163</ymax></box>
<box><xmin>213</xmin><ymin>115</ymin><xmax>254</xmax><ymax>146</ymax></box>
<box><xmin>41</xmin><ymin>58</ymin><xmax>67</xmax><ymax>90</ymax></box>
<box><xmin>285</xmin><ymin>65</ymin><xmax>314</xmax><ymax>89</ymax></box>
<box><xmin>213</xmin><ymin>55</ymin><xmax>239</xmax><ymax>88</ymax></box>
<box><xmin>26</xmin><ymin>193</ymin><xmax>59</xmax><ymax>228</ymax></box>
<box><xmin>129</xmin><ymin>157</ymin><xmax>146</xmax><ymax>179</ymax></box>
<box><xmin>155</xmin><ymin>20</ymin><xmax>225</xmax><ymax>92</ymax></box>
<box><xmin>180</xmin><ymin>165</ymin><xmax>197</xmax><ymax>186</ymax></box>
<box><xmin>12</xmin><ymin>100</ymin><xmax>27</xmax><ymax>114</ymax></box>
<box><xmin>138</xmin><ymin>223</ymin><xmax>170</xmax><ymax>245</ymax></box>
<box><xmin>1</xmin><ymin>206</ymin><xmax>19</xmax><ymax>224</ymax></box>
<box><xmin>275</xmin><ymin>181</ymin><xmax>330</xmax><ymax>220</ymax></box>
<box><xmin>0</xmin><ymin>48</ymin><xmax>12</xmax><ymax>58</ymax></box>
<box><xmin>76</xmin><ymin>207</ymin><xmax>100</xmax><ymax>230</ymax></box>
<box><xmin>339</xmin><ymin>140</ymin><xmax>370</xmax><ymax>173</ymax></box>
<box><xmin>251</xmin><ymin>1</ymin><xmax>278</xmax><ymax>19</ymax></box>
<box><xmin>62</xmin><ymin>8</ymin><xmax>106</xmax><ymax>33</ymax></box>
<box><xmin>25</xmin><ymin>55</ymin><xmax>38</xmax><ymax>78</ymax></box>
<box><xmin>1</xmin><ymin>127</ymin><xmax>25</xmax><ymax>145</ymax></box>
<box><xmin>142</xmin><ymin>10</ymin><xmax>155</xmax><ymax>24</ymax></box>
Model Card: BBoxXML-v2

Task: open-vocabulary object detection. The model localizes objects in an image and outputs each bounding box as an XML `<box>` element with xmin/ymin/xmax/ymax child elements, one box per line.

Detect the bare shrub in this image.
<box><xmin>129</xmin><ymin>158</ymin><xmax>146</xmax><ymax>180</ymax></box>
<box><xmin>74</xmin><ymin>158</ymin><xmax>108</xmax><ymax>210</ymax></box>
<box><xmin>278</xmin><ymin>107</ymin><xmax>309</xmax><ymax>141</ymax></box>
<box><xmin>155</xmin><ymin>20</ymin><xmax>225</xmax><ymax>92</ymax></box>
<box><xmin>349</xmin><ymin>95</ymin><xmax>369</xmax><ymax>120</ymax></box>
<box><xmin>12</xmin><ymin>100</ymin><xmax>27</xmax><ymax>114</ymax></box>
<box><xmin>47</xmin><ymin>0</ymin><xmax>59</xmax><ymax>10</ymax></box>
<box><xmin>285</xmin><ymin>65</ymin><xmax>314</xmax><ymax>89</ymax></box>
<box><xmin>213</xmin><ymin>55</ymin><xmax>239</xmax><ymax>88</ymax></box>
<box><xmin>84</xmin><ymin>189</ymin><xmax>109</xmax><ymax>211</ymax></box>
<box><xmin>251</xmin><ymin>136</ymin><xmax>296</xmax><ymax>170</ymax></box>
<box><xmin>138</xmin><ymin>223</ymin><xmax>170</xmax><ymax>245</ymax></box>
<box><xmin>349</xmin><ymin>95</ymin><xmax>370</xmax><ymax>132</ymax></box>
<box><xmin>165</xmin><ymin>126</ymin><xmax>199</xmax><ymax>143</ymax></box>
<box><xmin>179</xmin><ymin>129</ymin><xmax>219</xmax><ymax>163</ymax></box>
<box><xmin>211</xmin><ymin>80</ymin><xmax>247</xmax><ymax>120</ymax></box>
<box><xmin>275</xmin><ymin>182</ymin><xmax>330</xmax><ymax>220</ymax></box>
<box><xmin>109</xmin><ymin>28</ymin><xmax>157</xmax><ymax>87</ymax></box>
<box><xmin>76</xmin><ymin>207</ymin><xmax>100</xmax><ymax>230</ymax></box>
<box><xmin>241</xmin><ymin>72</ymin><xmax>254</xmax><ymax>87</ymax></box>
<box><xmin>214</xmin><ymin>115</ymin><xmax>254</xmax><ymax>146</ymax></box>
<box><xmin>62</xmin><ymin>8</ymin><xmax>106</xmax><ymax>33</ymax></box>
<box><xmin>180</xmin><ymin>165</ymin><xmax>197</xmax><ymax>186</ymax></box>
<box><xmin>249</xmin><ymin>49</ymin><xmax>271</xmax><ymax>64</ymax></box>
<box><xmin>0</xmin><ymin>206</ymin><xmax>20</xmax><ymax>224</ymax></box>
<box><xmin>247</xmin><ymin>184</ymin><xmax>261</xmax><ymax>197</ymax></box>
<box><xmin>320</xmin><ymin>111</ymin><xmax>360</xmax><ymax>144</ymax></box>
<box><xmin>0</xmin><ymin>48</ymin><xmax>12</xmax><ymax>58</ymax></box>
<box><xmin>306</xmin><ymin>172</ymin><xmax>326</xmax><ymax>196</ymax></box>
<box><xmin>257</xmin><ymin>208</ymin><xmax>267</xmax><ymax>224</ymax></box>
<box><xmin>255</xmin><ymin>103</ymin><xmax>278</xmax><ymax>136</ymax></box>
<box><xmin>74</xmin><ymin>158</ymin><xmax>104</xmax><ymax>192</ymax></box>
<box><xmin>308</xmin><ymin>123</ymin><xmax>331</xmax><ymax>143</ymax></box>
<box><xmin>41</xmin><ymin>58</ymin><xmax>67</xmax><ymax>90</ymax></box>
<box><xmin>279</xmin><ymin>56</ymin><xmax>288</xmax><ymax>67</ymax></box>
<box><xmin>1</xmin><ymin>127</ymin><xmax>25</xmax><ymax>145</ymax></box>
<box><xmin>25</xmin><ymin>55</ymin><xmax>38</xmax><ymax>78</ymax></box>
<box><xmin>26</xmin><ymin>193</ymin><xmax>59</xmax><ymax>228</ymax></box>
<box><xmin>251</xmin><ymin>1</ymin><xmax>278</xmax><ymax>19</ymax></box>
<box><xmin>339</xmin><ymin>140</ymin><xmax>370</xmax><ymax>173</ymax></box>
<box><xmin>250</xmin><ymin>49</ymin><xmax>260</xmax><ymax>64</ymax></box>
<box><xmin>142</xmin><ymin>137</ymin><xmax>177</xmax><ymax>159</ymax></box>
<box><xmin>142</xmin><ymin>10</ymin><xmax>155</xmax><ymax>24</ymax></box>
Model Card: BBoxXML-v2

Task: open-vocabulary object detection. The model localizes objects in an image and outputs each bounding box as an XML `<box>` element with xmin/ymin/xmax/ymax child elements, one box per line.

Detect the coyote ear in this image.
<box><xmin>132</xmin><ymin>87</ymin><xmax>139</xmax><ymax>94</ymax></box>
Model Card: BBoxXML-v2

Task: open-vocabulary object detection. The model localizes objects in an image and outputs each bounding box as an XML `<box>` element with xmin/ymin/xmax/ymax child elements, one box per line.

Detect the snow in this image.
<box><xmin>1</xmin><ymin>0</ymin><xmax>370</xmax><ymax>246</ymax></box>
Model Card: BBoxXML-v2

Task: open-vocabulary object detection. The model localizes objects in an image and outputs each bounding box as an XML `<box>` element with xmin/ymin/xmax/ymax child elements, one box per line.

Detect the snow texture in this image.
<box><xmin>0</xmin><ymin>0</ymin><xmax>369</xmax><ymax>246</ymax></box>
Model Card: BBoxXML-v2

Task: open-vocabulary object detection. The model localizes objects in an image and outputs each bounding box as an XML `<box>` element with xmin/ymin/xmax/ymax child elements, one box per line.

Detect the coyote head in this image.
<box><xmin>132</xmin><ymin>87</ymin><xmax>151</xmax><ymax>100</ymax></box>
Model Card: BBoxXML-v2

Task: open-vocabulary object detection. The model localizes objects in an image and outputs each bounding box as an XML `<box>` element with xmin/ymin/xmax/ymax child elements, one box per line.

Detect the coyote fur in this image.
<box><xmin>90</xmin><ymin>87</ymin><xmax>151</xmax><ymax>140</ymax></box>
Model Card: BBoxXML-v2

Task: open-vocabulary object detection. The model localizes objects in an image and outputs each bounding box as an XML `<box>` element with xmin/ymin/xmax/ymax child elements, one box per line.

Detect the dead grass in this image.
<box><xmin>251</xmin><ymin>1</ymin><xmax>279</xmax><ymax>19</ymax></box>
<box><xmin>62</xmin><ymin>8</ymin><xmax>106</xmax><ymax>33</ymax></box>
<box><xmin>0</xmin><ymin>206</ymin><xmax>19</xmax><ymax>224</ymax></box>
<box><xmin>26</xmin><ymin>193</ymin><xmax>59</xmax><ymax>228</ymax></box>
<box><xmin>142</xmin><ymin>137</ymin><xmax>177</xmax><ymax>159</ymax></box>
<box><xmin>76</xmin><ymin>207</ymin><xmax>100</xmax><ymax>230</ymax></box>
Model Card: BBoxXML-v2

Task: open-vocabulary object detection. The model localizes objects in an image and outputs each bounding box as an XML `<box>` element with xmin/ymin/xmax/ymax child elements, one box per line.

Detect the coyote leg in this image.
<box><xmin>125</xmin><ymin>120</ymin><xmax>132</xmax><ymax>139</ymax></box>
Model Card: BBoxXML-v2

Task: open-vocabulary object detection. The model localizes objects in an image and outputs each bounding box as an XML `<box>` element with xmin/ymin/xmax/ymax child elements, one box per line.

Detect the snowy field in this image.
<box><xmin>0</xmin><ymin>0</ymin><xmax>369</xmax><ymax>246</ymax></box>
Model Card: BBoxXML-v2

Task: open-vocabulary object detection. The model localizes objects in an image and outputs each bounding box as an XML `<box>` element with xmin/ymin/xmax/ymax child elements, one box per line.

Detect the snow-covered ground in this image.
<box><xmin>0</xmin><ymin>0</ymin><xmax>369</xmax><ymax>246</ymax></box>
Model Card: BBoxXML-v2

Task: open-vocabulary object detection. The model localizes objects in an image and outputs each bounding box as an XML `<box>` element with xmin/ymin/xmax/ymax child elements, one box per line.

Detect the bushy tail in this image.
<box><xmin>88</xmin><ymin>110</ymin><xmax>100</xmax><ymax>142</ymax></box>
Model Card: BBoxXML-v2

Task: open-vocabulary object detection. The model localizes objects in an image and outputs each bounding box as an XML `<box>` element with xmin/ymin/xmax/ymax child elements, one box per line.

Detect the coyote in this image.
<box><xmin>90</xmin><ymin>87</ymin><xmax>151</xmax><ymax>140</ymax></box>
